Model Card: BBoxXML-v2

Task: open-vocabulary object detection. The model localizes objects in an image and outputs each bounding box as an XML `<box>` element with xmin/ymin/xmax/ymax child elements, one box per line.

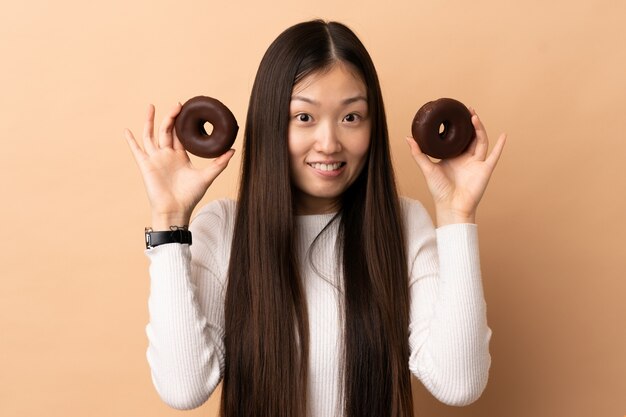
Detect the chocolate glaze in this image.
<box><xmin>174</xmin><ymin>96</ymin><xmax>238</xmax><ymax>158</ymax></box>
<box><xmin>411</xmin><ymin>98</ymin><xmax>475</xmax><ymax>159</ymax></box>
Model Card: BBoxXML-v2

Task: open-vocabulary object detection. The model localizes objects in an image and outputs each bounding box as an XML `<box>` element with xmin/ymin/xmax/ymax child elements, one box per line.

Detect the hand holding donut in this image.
<box><xmin>124</xmin><ymin>103</ymin><xmax>236</xmax><ymax>229</ymax></box>
<box><xmin>406</xmin><ymin>105</ymin><xmax>507</xmax><ymax>226</ymax></box>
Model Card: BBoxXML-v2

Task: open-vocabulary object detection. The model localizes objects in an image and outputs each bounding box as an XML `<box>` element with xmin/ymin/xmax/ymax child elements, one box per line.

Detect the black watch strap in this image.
<box><xmin>145</xmin><ymin>227</ymin><xmax>192</xmax><ymax>249</ymax></box>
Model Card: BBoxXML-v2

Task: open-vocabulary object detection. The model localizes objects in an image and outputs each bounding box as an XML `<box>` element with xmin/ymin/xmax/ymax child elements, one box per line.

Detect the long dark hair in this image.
<box><xmin>222</xmin><ymin>20</ymin><xmax>413</xmax><ymax>417</ymax></box>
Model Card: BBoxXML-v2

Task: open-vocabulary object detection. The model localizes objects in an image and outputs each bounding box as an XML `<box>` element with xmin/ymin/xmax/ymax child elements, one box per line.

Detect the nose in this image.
<box><xmin>314</xmin><ymin>121</ymin><xmax>342</xmax><ymax>154</ymax></box>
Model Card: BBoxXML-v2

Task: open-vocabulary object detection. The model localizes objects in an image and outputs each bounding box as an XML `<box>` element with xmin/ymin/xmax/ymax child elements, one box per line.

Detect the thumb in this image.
<box><xmin>405</xmin><ymin>136</ymin><xmax>434</xmax><ymax>174</ymax></box>
<box><xmin>202</xmin><ymin>149</ymin><xmax>236</xmax><ymax>182</ymax></box>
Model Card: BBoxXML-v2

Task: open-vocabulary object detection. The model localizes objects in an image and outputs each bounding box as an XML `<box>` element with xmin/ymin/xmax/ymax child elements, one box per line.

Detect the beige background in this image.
<box><xmin>1</xmin><ymin>0</ymin><xmax>624</xmax><ymax>416</ymax></box>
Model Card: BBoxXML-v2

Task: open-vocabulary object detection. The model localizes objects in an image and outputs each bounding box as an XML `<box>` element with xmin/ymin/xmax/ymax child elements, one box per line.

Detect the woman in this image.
<box><xmin>125</xmin><ymin>19</ymin><xmax>506</xmax><ymax>417</ymax></box>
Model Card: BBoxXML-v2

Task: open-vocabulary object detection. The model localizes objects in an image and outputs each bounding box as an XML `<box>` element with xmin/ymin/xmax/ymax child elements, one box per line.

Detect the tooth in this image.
<box><xmin>309</xmin><ymin>162</ymin><xmax>344</xmax><ymax>171</ymax></box>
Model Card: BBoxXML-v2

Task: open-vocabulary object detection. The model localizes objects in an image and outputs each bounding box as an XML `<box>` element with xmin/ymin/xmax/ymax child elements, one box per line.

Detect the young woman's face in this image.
<box><xmin>288</xmin><ymin>62</ymin><xmax>371</xmax><ymax>214</ymax></box>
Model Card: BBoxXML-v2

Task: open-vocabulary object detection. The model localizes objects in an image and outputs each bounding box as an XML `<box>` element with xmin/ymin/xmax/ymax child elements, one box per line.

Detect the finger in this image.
<box><xmin>158</xmin><ymin>102</ymin><xmax>182</xmax><ymax>149</ymax></box>
<box><xmin>466</xmin><ymin>106</ymin><xmax>478</xmax><ymax>155</ymax></box>
<box><xmin>406</xmin><ymin>136</ymin><xmax>436</xmax><ymax>175</ymax></box>
<box><xmin>465</xmin><ymin>133</ymin><xmax>478</xmax><ymax>156</ymax></box>
<box><xmin>142</xmin><ymin>104</ymin><xmax>157</xmax><ymax>153</ymax></box>
<box><xmin>124</xmin><ymin>128</ymin><xmax>147</xmax><ymax>165</ymax></box>
<box><xmin>472</xmin><ymin>113</ymin><xmax>489</xmax><ymax>161</ymax></box>
<box><xmin>202</xmin><ymin>149</ymin><xmax>236</xmax><ymax>181</ymax></box>
<box><xmin>172</xmin><ymin>102</ymin><xmax>186</xmax><ymax>151</ymax></box>
<box><xmin>172</xmin><ymin>127</ymin><xmax>187</xmax><ymax>152</ymax></box>
<box><xmin>485</xmin><ymin>133</ymin><xmax>507</xmax><ymax>170</ymax></box>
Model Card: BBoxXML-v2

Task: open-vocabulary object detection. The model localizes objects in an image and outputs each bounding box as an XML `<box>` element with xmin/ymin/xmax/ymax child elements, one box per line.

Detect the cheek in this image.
<box><xmin>287</xmin><ymin>132</ymin><xmax>310</xmax><ymax>181</ymax></box>
<box><xmin>356</xmin><ymin>138</ymin><xmax>370</xmax><ymax>157</ymax></box>
<box><xmin>287</xmin><ymin>130</ymin><xmax>304</xmax><ymax>162</ymax></box>
<box><xmin>350</xmin><ymin>128</ymin><xmax>371</xmax><ymax>164</ymax></box>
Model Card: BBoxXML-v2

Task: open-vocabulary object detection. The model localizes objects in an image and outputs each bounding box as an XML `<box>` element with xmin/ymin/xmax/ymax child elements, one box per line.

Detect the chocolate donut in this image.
<box><xmin>174</xmin><ymin>96</ymin><xmax>238</xmax><ymax>158</ymax></box>
<box><xmin>411</xmin><ymin>98</ymin><xmax>475</xmax><ymax>159</ymax></box>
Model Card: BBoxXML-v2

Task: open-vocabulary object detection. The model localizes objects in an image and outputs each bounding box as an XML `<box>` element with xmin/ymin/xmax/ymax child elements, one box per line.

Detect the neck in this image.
<box><xmin>293</xmin><ymin>194</ymin><xmax>341</xmax><ymax>215</ymax></box>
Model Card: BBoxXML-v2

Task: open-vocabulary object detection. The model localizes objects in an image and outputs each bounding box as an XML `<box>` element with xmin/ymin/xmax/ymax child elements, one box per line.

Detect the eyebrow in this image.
<box><xmin>290</xmin><ymin>95</ymin><xmax>367</xmax><ymax>106</ymax></box>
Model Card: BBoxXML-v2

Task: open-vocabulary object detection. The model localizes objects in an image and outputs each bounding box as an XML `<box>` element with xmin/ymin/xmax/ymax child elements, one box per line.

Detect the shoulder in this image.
<box><xmin>193</xmin><ymin>198</ymin><xmax>237</xmax><ymax>224</ymax></box>
<box><xmin>189</xmin><ymin>198</ymin><xmax>237</xmax><ymax>260</ymax></box>
<box><xmin>398</xmin><ymin>196</ymin><xmax>435</xmax><ymax>233</ymax></box>
<box><xmin>398</xmin><ymin>196</ymin><xmax>438</xmax><ymax>280</ymax></box>
<box><xmin>398</xmin><ymin>196</ymin><xmax>437</xmax><ymax>262</ymax></box>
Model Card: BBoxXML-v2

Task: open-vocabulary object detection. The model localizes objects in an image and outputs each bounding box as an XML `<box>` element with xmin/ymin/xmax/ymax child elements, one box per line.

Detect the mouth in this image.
<box><xmin>306</xmin><ymin>162</ymin><xmax>346</xmax><ymax>171</ymax></box>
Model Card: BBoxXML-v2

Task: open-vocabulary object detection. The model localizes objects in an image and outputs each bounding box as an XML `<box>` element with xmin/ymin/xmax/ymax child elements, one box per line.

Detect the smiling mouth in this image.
<box><xmin>307</xmin><ymin>162</ymin><xmax>346</xmax><ymax>171</ymax></box>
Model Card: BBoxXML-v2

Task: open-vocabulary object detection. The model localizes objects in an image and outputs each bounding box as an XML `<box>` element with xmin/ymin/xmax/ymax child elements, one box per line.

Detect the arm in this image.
<box><xmin>404</xmin><ymin>108</ymin><xmax>505</xmax><ymax>404</ymax></box>
<box><xmin>144</xmin><ymin>200</ymin><xmax>234</xmax><ymax>409</ymax></box>
<box><xmin>405</xmin><ymin>199</ymin><xmax>491</xmax><ymax>405</ymax></box>
<box><xmin>144</xmin><ymin>244</ymin><xmax>224</xmax><ymax>409</ymax></box>
<box><xmin>124</xmin><ymin>103</ymin><xmax>236</xmax><ymax>409</ymax></box>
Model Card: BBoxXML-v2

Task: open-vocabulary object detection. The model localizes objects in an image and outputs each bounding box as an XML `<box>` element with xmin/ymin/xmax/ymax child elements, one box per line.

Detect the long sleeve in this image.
<box><xmin>402</xmin><ymin>197</ymin><xmax>492</xmax><ymax>406</ymax></box>
<box><xmin>143</xmin><ymin>199</ymin><xmax>236</xmax><ymax>409</ymax></box>
<box><xmin>142</xmin><ymin>196</ymin><xmax>491</xmax><ymax>414</ymax></box>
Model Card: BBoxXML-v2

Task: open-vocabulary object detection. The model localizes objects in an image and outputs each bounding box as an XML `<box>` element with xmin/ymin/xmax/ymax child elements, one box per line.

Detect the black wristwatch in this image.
<box><xmin>145</xmin><ymin>226</ymin><xmax>192</xmax><ymax>249</ymax></box>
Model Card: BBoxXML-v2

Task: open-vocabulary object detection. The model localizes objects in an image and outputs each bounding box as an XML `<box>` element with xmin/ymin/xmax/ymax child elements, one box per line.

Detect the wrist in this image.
<box><xmin>435</xmin><ymin>206</ymin><xmax>476</xmax><ymax>227</ymax></box>
<box><xmin>151</xmin><ymin>212</ymin><xmax>191</xmax><ymax>231</ymax></box>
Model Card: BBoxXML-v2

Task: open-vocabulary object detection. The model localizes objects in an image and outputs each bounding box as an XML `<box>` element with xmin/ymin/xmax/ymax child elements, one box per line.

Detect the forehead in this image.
<box><xmin>291</xmin><ymin>62</ymin><xmax>367</xmax><ymax>97</ymax></box>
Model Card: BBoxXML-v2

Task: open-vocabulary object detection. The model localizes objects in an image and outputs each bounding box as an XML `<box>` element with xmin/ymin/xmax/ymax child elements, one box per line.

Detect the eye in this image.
<box><xmin>343</xmin><ymin>113</ymin><xmax>360</xmax><ymax>123</ymax></box>
<box><xmin>296</xmin><ymin>113</ymin><xmax>311</xmax><ymax>122</ymax></box>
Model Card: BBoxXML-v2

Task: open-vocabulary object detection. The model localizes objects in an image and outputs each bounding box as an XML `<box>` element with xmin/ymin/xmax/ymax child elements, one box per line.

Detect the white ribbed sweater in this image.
<box><xmin>144</xmin><ymin>197</ymin><xmax>492</xmax><ymax>415</ymax></box>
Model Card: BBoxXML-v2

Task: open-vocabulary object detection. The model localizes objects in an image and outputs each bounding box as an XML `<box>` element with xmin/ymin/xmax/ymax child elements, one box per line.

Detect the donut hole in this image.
<box><xmin>438</xmin><ymin>122</ymin><xmax>448</xmax><ymax>139</ymax></box>
<box><xmin>202</xmin><ymin>121</ymin><xmax>214</xmax><ymax>136</ymax></box>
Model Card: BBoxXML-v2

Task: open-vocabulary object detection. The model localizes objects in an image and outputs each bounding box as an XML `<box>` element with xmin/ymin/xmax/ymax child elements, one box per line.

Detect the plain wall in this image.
<box><xmin>1</xmin><ymin>0</ymin><xmax>624</xmax><ymax>416</ymax></box>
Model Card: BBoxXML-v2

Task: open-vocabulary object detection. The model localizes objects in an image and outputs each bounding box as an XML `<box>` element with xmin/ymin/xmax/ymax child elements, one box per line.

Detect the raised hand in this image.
<box><xmin>406</xmin><ymin>108</ymin><xmax>506</xmax><ymax>226</ymax></box>
<box><xmin>124</xmin><ymin>103</ymin><xmax>236</xmax><ymax>229</ymax></box>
